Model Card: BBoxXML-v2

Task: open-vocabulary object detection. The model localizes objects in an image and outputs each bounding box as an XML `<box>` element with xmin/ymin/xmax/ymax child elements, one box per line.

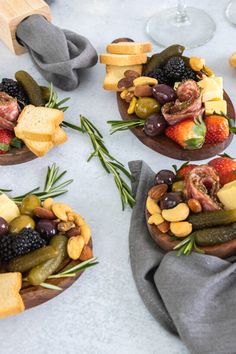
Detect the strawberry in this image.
<box><xmin>165</xmin><ymin>116</ymin><xmax>206</xmax><ymax>150</ymax></box>
<box><xmin>208</xmin><ymin>155</ymin><xmax>236</xmax><ymax>185</ymax></box>
<box><xmin>204</xmin><ymin>115</ymin><xmax>229</xmax><ymax>144</ymax></box>
<box><xmin>0</xmin><ymin>129</ymin><xmax>14</xmax><ymax>154</ymax></box>
<box><xmin>174</xmin><ymin>162</ymin><xmax>198</xmax><ymax>179</ymax></box>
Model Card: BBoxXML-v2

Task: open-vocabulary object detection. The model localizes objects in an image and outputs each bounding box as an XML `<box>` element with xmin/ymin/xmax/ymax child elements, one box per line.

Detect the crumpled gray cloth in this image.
<box><xmin>129</xmin><ymin>160</ymin><xmax>236</xmax><ymax>354</ymax></box>
<box><xmin>16</xmin><ymin>14</ymin><xmax>98</xmax><ymax>90</ymax></box>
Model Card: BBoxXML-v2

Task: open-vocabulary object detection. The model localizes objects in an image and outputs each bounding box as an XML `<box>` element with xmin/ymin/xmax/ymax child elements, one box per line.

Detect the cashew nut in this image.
<box><xmin>52</xmin><ymin>203</ymin><xmax>73</xmax><ymax>221</ymax></box>
<box><xmin>162</xmin><ymin>203</ymin><xmax>189</xmax><ymax>222</ymax></box>
<box><xmin>170</xmin><ymin>221</ymin><xmax>192</xmax><ymax>238</ymax></box>
<box><xmin>80</xmin><ymin>223</ymin><xmax>91</xmax><ymax>245</ymax></box>
<box><xmin>146</xmin><ymin>196</ymin><xmax>161</xmax><ymax>215</ymax></box>
<box><xmin>67</xmin><ymin>236</ymin><xmax>85</xmax><ymax>260</ymax></box>
<box><xmin>133</xmin><ymin>76</ymin><xmax>157</xmax><ymax>87</ymax></box>
<box><xmin>67</xmin><ymin>212</ymin><xmax>86</xmax><ymax>226</ymax></box>
<box><xmin>148</xmin><ymin>213</ymin><xmax>164</xmax><ymax>226</ymax></box>
<box><xmin>43</xmin><ymin>198</ymin><xmax>54</xmax><ymax>210</ymax></box>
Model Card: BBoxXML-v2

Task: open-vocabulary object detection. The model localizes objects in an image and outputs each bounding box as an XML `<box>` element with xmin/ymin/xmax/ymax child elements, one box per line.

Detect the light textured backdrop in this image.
<box><xmin>0</xmin><ymin>0</ymin><xmax>234</xmax><ymax>353</ymax></box>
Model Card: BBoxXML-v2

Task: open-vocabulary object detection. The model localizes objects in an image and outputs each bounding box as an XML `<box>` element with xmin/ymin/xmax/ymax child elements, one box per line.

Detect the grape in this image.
<box><xmin>155</xmin><ymin>170</ymin><xmax>175</xmax><ymax>185</ymax></box>
<box><xmin>36</xmin><ymin>219</ymin><xmax>57</xmax><ymax>240</ymax></box>
<box><xmin>160</xmin><ymin>192</ymin><xmax>183</xmax><ymax>210</ymax></box>
<box><xmin>144</xmin><ymin>113</ymin><xmax>167</xmax><ymax>137</ymax></box>
<box><xmin>0</xmin><ymin>217</ymin><xmax>9</xmax><ymax>237</ymax></box>
<box><xmin>152</xmin><ymin>84</ymin><xmax>176</xmax><ymax>105</ymax></box>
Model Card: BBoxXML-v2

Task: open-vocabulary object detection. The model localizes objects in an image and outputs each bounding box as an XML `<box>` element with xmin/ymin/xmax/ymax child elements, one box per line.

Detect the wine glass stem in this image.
<box><xmin>176</xmin><ymin>0</ymin><xmax>189</xmax><ymax>23</ymax></box>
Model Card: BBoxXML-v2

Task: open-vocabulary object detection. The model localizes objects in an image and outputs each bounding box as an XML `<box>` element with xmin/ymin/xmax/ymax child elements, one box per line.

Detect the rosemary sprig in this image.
<box><xmin>40</xmin><ymin>257</ymin><xmax>98</xmax><ymax>291</ymax></box>
<box><xmin>63</xmin><ymin>116</ymin><xmax>135</xmax><ymax>210</ymax></box>
<box><xmin>107</xmin><ymin>119</ymin><xmax>145</xmax><ymax>134</ymax></box>
<box><xmin>46</xmin><ymin>83</ymin><xmax>70</xmax><ymax>112</ymax></box>
<box><xmin>173</xmin><ymin>233</ymin><xmax>204</xmax><ymax>256</ymax></box>
<box><xmin>3</xmin><ymin>163</ymin><xmax>73</xmax><ymax>202</ymax></box>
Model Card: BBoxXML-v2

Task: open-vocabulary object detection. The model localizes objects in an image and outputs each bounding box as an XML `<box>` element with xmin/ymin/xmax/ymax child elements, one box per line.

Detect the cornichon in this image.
<box><xmin>7</xmin><ymin>246</ymin><xmax>59</xmax><ymax>273</ymax></box>
<box><xmin>188</xmin><ymin>209</ymin><xmax>236</xmax><ymax>230</ymax></box>
<box><xmin>194</xmin><ymin>223</ymin><xmax>236</xmax><ymax>246</ymax></box>
<box><xmin>27</xmin><ymin>234</ymin><xmax>68</xmax><ymax>286</ymax></box>
<box><xmin>40</xmin><ymin>86</ymin><xmax>51</xmax><ymax>103</ymax></box>
<box><xmin>143</xmin><ymin>44</ymin><xmax>185</xmax><ymax>75</ymax></box>
<box><xmin>15</xmin><ymin>70</ymin><xmax>45</xmax><ymax>106</ymax></box>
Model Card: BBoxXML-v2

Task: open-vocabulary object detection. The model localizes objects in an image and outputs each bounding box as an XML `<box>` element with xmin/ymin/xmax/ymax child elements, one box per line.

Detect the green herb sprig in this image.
<box><xmin>62</xmin><ymin>116</ymin><xmax>135</xmax><ymax>210</ymax></box>
<box><xmin>107</xmin><ymin>119</ymin><xmax>145</xmax><ymax>134</ymax></box>
<box><xmin>46</xmin><ymin>83</ymin><xmax>70</xmax><ymax>112</ymax></box>
<box><xmin>0</xmin><ymin>163</ymin><xmax>73</xmax><ymax>202</ymax></box>
<box><xmin>173</xmin><ymin>233</ymin><xmax>204</xmax><ymax>256</ymax></box>
<box><xmin>40</xmin><ymin>257</ymin><xmax>98</xmax><ymax>291</ymax></box>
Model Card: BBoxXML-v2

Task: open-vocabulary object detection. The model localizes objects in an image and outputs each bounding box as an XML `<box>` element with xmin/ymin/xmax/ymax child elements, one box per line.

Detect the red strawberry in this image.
<box><xmin>204</xmin><ymin>115</ymin><xmax>229</xmax><ymax>144</ymax></box>
<box><xmin>176</xmin><ymin>162</ymin><xmax>198</xmax><ymax>179</ymax></box>
<box><xmin>0</xmin><ymin>129</ymin><xmax>14</xmax><ymax>154</ymax></box>
<box><xmin>208</xmin><ymin>155</ymin><xmax>236</xmax><ymax>185</ymax></box>
<box><xmin>165</xmin><ymin>116</ymin><xmax>206</xmax><ymax>150</ymax></box>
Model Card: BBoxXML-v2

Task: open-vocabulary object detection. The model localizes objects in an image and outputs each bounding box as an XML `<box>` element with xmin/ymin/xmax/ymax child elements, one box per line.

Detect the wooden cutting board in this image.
<box><xmin>117</xmin><ymin>90</ymin><xmax>235</xmax><ymax>161</ymax></box>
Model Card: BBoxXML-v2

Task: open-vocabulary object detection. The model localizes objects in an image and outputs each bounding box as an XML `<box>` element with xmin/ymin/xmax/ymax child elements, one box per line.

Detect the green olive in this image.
<box><xmin>20</xmin><ymin>194</ymin><xmax>41</xmax><ymax>216</ymax></box>
<box><xmin>134</xmin><ymin>97</ymin><xmax>161</xmax><ymax>119</ymax></box>
<box><xmin>10</xmin><ymin>215</ymin><xmax>35</xmax><ymax>234</ymax></box>
<box><xmin>172</xmin><ymin>180</ymin><xmax>185</xmax><ymax>192</ymax></box>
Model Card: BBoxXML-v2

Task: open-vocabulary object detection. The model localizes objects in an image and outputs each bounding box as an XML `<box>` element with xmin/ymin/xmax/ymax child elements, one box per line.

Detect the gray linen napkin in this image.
<box><xmin>129</xmin><ymin>160</ymin><xmax>236</xmax><ymax>354</ymax></box>
<box><xmin>16</xmin><ymin>14</ymin><xmax>98</xmax><ymax>91</ymax></box>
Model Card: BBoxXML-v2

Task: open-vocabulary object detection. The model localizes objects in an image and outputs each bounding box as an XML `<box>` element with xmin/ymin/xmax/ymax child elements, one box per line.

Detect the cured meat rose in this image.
<box><xmin>185</xmin><ymin>165</ymin><xmax>221</xmax><ymax>211</ymax></box>
<box><xmin>0</xmin><ymin>92</ymin><xmax>19</xmax><ymax>122</ymax></box>
<box><xmin>0</xmin><ymin>92</ymin><xmax>20</xmax><ymax>131</ymax></box>
<box><xmin>162</xmin><ymin>80</ymin><xmax>204</xmax><ymax>125</ymax></box>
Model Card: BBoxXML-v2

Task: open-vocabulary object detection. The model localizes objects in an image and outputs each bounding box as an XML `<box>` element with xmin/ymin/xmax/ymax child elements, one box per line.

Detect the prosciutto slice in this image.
<box><xmin>185</xmin><ymin>165</ymin><xmax>221</xmax><ymax>211</ymax></box>
<box><xmin>162</xmin><ymin>80</ymin><xmax>204</xmax><ymax>125</ymax></box>
<box><xmin>0</xmin><ymin>92</ymin><xmax>20</xmax><ymax>131</ymax></box>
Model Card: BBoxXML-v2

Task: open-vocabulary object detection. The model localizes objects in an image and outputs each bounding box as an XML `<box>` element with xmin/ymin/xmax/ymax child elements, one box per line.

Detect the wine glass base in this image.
<box><xmin>146</xmin><ymin>7</ymin><xmax>216</xmax><ymax>49</ymax></box>
<box><xmin>226</xmin><ymin>1</ymin><xmax>236</xmax><ymax>25</ymax></box>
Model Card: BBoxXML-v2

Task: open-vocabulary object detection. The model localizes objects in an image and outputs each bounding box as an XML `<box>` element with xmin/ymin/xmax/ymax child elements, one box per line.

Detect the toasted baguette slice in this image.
<box><xmin>107</xmin><ymin>42</ymin><xmax>152</xmax><ymax>55</ymax></box>
<box><xmin>52</xmin><ymin>127</ymin><xmax>68</xmax><ymax>145</ymax></box>
<box><xmin>24</xmin><ymin>127</ymin><xmax>68</xmax><ymax>157</ymax></box>
<box><xmin>100</xmin><ymin>53</ymin><xmax>147</xmax><ymax>66</ymax></box>
<box><xmin>0</xmin><ymin>272</ymin><xmax>25</xmax><ymax>318</ymax></box>
<box><xmin>15</xmin><ymin>105</ymin><xmax>64</xmax><ymax>142</ymax></box>
<box><xmin>103</xmin><ymin>64</ymin><xmax>142</xmax><ymax>91</ymax></box>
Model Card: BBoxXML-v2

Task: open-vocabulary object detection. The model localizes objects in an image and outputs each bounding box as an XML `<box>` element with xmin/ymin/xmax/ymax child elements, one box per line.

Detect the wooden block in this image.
<box><xmin>0</xmin><ymin>0</ymin><xmax>51</xmax><ymax>55</ymax></box>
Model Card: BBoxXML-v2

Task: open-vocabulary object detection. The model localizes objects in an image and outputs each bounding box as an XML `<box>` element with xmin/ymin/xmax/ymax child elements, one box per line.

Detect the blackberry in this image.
<box><xmin>147</xmin><ymin>69</ymin><xmax>169</xmax><ymax>85</ymax></box>
<box><xmin>0</xmin><ymin>235</ymin><xmax>14</xmax><ymax>262</ymax></box>
<box><xmin>164</xmin><ymin>57</ymin><xmax>185</xmax><ymax>81</ymax></box>
<box><xmin>0</xmin><ymin>228</ymin><xmax>45</xmax><ymax>262</ymax></box>
<box><xmin>12</xmin><ymin>228</ymin><xmax>46</xmax><ymax>257</ymax></box>
<box><xmin>181</xmin><ymin>67</ymin><xmax>198</xmax><ymax>81</ymax></box>
<box><xmin>0</xmin><ymin>78</ymin><xmax>29</xmax><ymax>107</ymax></box>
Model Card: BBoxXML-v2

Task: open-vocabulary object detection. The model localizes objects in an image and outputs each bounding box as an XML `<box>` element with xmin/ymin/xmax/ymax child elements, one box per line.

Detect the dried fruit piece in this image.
<box><xmin>43</xmin><ymin>198</ymin><xmax>54</xmax><ymax>210</ymax></box>
<box><xmin>118</xmin><ymin>77</ymin><xmax>133</xmax><ymax>90</ymax></box>
<box><xmin>33</xmin><ymin>207</ymin><xmax>56</xmax><ymax>220</ymax></box>
<box><xmin>66</xmin><ymin>226</ymin><xmax>81</xmax><ymax>238</ymax></box>
<box><xmin>189</xmin><ymin>57</ymin><xmax>205</xmax><ymax>71</ymax></box>
<box><xmin>124</xmin><ymin>70</ymin><xmax>140</xmax><ymax>80</ymax></box>
<box><xmin>187</xmin><ymin>199</ymin><xmax>202</xmax><ymax>213</ymax></box>
<box><xmin>79</xmin><ymin>245</ymin><xmax>93</xmax><ymax>261</ymax></box>
<box><xmin>148</xmin><ymin>184</ymin><xmax>168</xmax><ymax>200</ymax></box>
<box><xmin>67</xmin><ymin>236</ymin><xmax>85</xmax><ymax>260</ymax></box>
<box><xmin>157</xmin><ymin>221</ymin><xmax>170</xmax><ymax>233</ymax></box>
<box><xmin>229</xmin><ymin>53</ymin><xmax>236</xmax><ymax>68</ymax></box>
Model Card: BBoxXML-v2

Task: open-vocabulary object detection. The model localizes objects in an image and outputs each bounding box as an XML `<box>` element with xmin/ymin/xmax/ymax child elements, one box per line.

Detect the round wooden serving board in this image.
<box><xmin>0</xmin><ymin>145</ymin><xmax>37</xmax><ymax>166</ymax></box>
<box><xmin>0</xmin><ymin>241</ymin><xmax>92</xmax><ymax>311</ymax></box>
<box><xmin>146</xmin><ymin>209</ymin><xmax>236</xmax><ymax>258</ymax></box>
<box><xmin>117</xmin><ymin>91</ymin><xmax>235</xmax><ymax>161</ymax></box>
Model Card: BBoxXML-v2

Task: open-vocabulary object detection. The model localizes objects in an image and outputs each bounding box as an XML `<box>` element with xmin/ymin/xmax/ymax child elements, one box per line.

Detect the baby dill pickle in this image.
<box><xmin>188</xmin><ymin>209</ymin><xmax>236</xmax><ymax>230</ymax></box>
<box><xmin>27</xmin><ymin>234</ymin><xmax>68</xmax><ymax>286</ymax></box>
<box><xmin>7</xmin><ymin>246</ymin><xmax>59</xmax><ymax>273</ymax></box>
<box><xmin>143</xmin><ymin>44</ymin><xmax>185</xmax><ymax>75</ymax></box>
<box><xmin>40</xmin><ymin>86</ymin><xmax>51</xmax><ymax>103</ymax></box>
<box><xmin>15</xmin><ymin>70</ymin><xmax>45</xmax><ymax>106</ymax></box>
<box><xmin>194</xmin><ymin>223</ymin><xmax>236</xmax><ymax>246</ymax></box>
